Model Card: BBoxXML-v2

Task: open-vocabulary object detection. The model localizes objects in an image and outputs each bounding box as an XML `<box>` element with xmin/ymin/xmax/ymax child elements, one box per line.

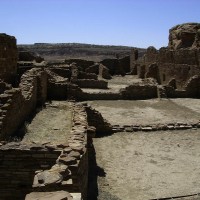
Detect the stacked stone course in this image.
<box><xmin>130</xmin><ymin>23</ymin><xmax>200</xmax><ymax>97</ymax></box>
<box><xmin>0</xmin><ymin>34</ymin><xmax>18</xmax><ymax>83</ymax></box>
<box><xmin>29</xmin><ymin>102</ymin><xmax>93</xmax><ymax>200</ymax></box>
<box><xmin>0</xmin><ymin>68</ymin><xmax>47</xmax><ymax>140</ymax></box>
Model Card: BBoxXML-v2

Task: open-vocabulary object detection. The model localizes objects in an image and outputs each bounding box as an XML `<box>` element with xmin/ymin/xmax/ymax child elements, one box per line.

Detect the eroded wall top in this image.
<box><xmin>168</xmin><ymin>23</ymin><xmax>200</xmax><ymax>50</ymax></box>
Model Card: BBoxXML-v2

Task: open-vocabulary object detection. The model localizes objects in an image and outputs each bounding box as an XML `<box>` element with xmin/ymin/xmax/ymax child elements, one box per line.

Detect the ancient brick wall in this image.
<box><xmin>0</xmin><ymin>68</ymin><xmax>47</xmax><ymax>140</ymax></box>
<box><xmin>31</xmin><ymin>103</ymin><xmax>91</xmax><ymax>200</ymax></box>
<box><xmin>47</xmin><ymin>66</ymin><xmax>71</xmax><ymax>79</ymax></box>
<box><xmin>119</xmin><ymin>55</ymin><xmax>130</xmax><ymax>74</ymax></box>
<box><xmin>0</xmin><ymin>34</ymin><xmax>18</xmax><ymax>83</ymax></box>
<box><xmin>120</xmin><ymin>81</ymin><xmax>158</xmax><ymax>99</ymax></box>
<box><xmin>85</xmin><ymin>104</ymin><xmax>112</xmax><ymax>135</ymax></box>
<box><xmin>131</xmin><ymin>23</ymin><xmax>200</xmax><ymax>91</ymax></box>
<box><xmin>46</xmin><ymin>69</ymin><xmax>68</xmax><ymax>100</ymax></box>
<box><xmin>130</xmin><ymin>23</ymin><xmax>200</xmax><ymax>91</ymax></box>
<box><xmin>0</xmin><ymin>101</ymin><xmax>92</xmax><ymax>200</ymax></box>
<box><xmin>65</xmin><ymin>59</ymin><xmax>94</xmax><ymax>71</ymax></box>
<box><xmin>157</xmin><ymin>48</ymin><xmax>200</xmax><ymax>89</ymax></box>
<box><xmin>0</xmin><ymin>143</ymin><xmax>61</xmax><ymax>200</ymax></box>
<box><xmin>78</xmin><ymin>71</ymin><xmax>98</xmax><ymax>80</ymax></box>
<box><xmin>85</xmin><ymin>63</ymin><xmax>99</xmax><ymax>74</ymax></box>
<box><xmin>99</xmin><ymin>64</ymin><xmax>112</xmax><ymax>79</ymax></box>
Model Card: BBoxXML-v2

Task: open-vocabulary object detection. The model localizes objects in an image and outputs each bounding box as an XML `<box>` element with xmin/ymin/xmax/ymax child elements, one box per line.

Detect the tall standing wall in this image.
<box><xmin>0</xmin><ymin>34</ymin><xmax>18</xmax><ymax>83</ymax></box>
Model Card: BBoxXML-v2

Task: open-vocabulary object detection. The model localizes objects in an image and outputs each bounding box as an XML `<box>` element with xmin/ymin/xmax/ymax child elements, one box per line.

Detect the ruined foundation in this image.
<box><xmin>0</xmin><ymin>23</ymin><xmax>200</xmax><ymax>200</ymax></box>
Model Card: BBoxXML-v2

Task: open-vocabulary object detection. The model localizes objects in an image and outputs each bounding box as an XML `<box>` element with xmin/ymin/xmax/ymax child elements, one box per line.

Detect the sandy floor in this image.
<box><xmin>22</xmin><ymin>101</ymin><xmax>72</xmax><ymax>145</ymax></box>
<box><xmin>86</xmin><ymin>99</ymin><xmax>200</xmax><ymax>126</ymax></box>
<box><xmin>94</xmin><ymin>130</ymin><xmax>200</xmax><ymax>200</ymax></box>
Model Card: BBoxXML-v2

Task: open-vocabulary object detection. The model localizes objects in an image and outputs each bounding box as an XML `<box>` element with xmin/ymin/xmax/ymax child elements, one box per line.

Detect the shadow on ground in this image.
<box><xmin>88</xmin><ymin>142</ymin><xmax>121</xmax><ymax>200</ymax></box>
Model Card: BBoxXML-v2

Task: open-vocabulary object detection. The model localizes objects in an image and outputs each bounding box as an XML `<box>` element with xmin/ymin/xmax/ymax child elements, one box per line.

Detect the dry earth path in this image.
<box><xmin>22</xmin><ymin>101</ymin><xmax>72</xmax><ymax>145</ymax></box>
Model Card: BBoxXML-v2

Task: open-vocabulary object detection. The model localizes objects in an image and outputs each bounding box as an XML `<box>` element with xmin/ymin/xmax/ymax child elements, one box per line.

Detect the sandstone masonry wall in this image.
<box><xmin>0</xmin><ymin>143</ymin><xmax>61</xmax><ymax>200</ymax></box>
<box><xmin>130</xmin><ymin>23</ymin><xmax>200</xmax><ymax>94</ymax></box>
<box><xmin>46</xmin><ymin>69</ymin><xmax>68</xmax><ymax>100</ymax></box>
<box><xmin>0</xmin><ymin>34</ymin><xmax>18</xmax><ymax>83</ymax></box>
<box><xmin>0</xmin><ymin>68</ymin><xmax>47</xmax><ymax>140</ymax></box>
<box><xmin>31</xmin><ymin>103</ymin><xmax>92</xmax><ymax>200</ymax></box>
<box><xmin>0</xmin><ymin>102</ymin><xmax>92</xmax><ymax>200</ymax></box>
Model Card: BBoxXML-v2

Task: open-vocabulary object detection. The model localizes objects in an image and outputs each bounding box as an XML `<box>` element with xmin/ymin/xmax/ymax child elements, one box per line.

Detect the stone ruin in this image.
<box><xmin>0</xmin><ymin>22</ymin><xmax>199</xmax><ymax>200</ymax></box>
<box><xmin>0</xmin><ymin>34</ymin><xmax>96</xmax><ymax>200</ymax></box>
<box><xmin>130</xmin><ymin>23</ymin><xmax>200</xmax><ymax>98</ymax></box>
<box><xmin>0</xmin><ymin>34</ymin><xmax>18</xmax><ymax>83</ymax></box>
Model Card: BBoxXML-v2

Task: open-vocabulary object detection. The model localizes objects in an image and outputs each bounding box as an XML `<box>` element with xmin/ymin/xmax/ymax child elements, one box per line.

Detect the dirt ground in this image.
<box><xmin>86</xmin><ymin>99</ymin><xmax>200</xmax><ymax>126</ymax></box>
<box><xmin>82</xmin><ymin>75</ymin><xmax>142</xmax><ymax>94</ymax></box>
<box><xmin>22</xmin><ymin>101</ymin><xmax>72</xmax><ymax>145</ymax></box>
<box><xmin>94</xmin><ymin>129</ymin><xmax>200</xmax><ymax>200</ymax></box>
<box><xmin>90</xmin><ymin>98</ymin><xmax>200</xmax><ymax>200</ymax></box>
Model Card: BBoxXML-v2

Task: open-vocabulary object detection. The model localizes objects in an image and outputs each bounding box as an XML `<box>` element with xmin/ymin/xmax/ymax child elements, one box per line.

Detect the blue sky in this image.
<box><xmin>0</xmin><ymin>0</ymin><xmax>199</xmax><ymax>48</ymax></box>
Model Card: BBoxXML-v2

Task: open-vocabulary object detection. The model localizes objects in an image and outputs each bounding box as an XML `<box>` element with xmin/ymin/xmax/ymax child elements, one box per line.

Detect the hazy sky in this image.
<box><xmin>0</xmin><ymin>0</ymin><xmax>199</xmax><ymax>48</ymax></box>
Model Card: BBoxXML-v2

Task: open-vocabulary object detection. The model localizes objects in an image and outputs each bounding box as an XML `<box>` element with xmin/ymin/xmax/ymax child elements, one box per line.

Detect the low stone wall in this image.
<box><xmin>112</xmin><ymin>121</ymin><xmax>200</xmax><ymax>133</ymax></box>
<box><xmin>85</xmin><ymin>63</ymin><xmax>99</xmax><ymax>74</ymax></box>
<box><xmin>73</xmin><ymin>79</ymin><xmax>108</xmax><ymax>89</ymax></box>
<box><xmin>99</xmin><ymin>64</ymin><xmax>112</xmax><ymax>79</ymax></box>
<box><xmin>65</xmin><ymin>59</ymin><xmax>94</xmax><ymax>71</ymax></box>
<box><xmin>78</xmin><ymin>71</ymin><xmax>97</xmax><ymax>80</ymax></box>
<box><xmin>0</xmin><ymin>68</ymin><xmax>47</xmax><ymax>140</ymax></box>
<box><xmin>120</xmin><ymin>83</ymin><xmax>158</xmax><ymax>100</ymax></box>
<box><xmin>100</xmin><ymin>58</ymin><xmax>127</xmax><ymax>76</ymax></box>
<box><xmin>0</xmin><ymin>101</ymin><xmax>93</xmax><ymax>200</ymax></box>
<box><xmin>46</xmin><ymin>69</ymin><xmax>69</xmax><ymax>100</ymax></box>
<box><xmin>47</xmin><ymin>66</ymin><xmax>71</xmax><ymax>79</ymax></box>
<box><xmin>157</xmin><ymin>75</ymin><xmax>200</xmax><ymax>98</ymax></box>
<box><xmin>29</xmin><ymin>103</ymin><xmax>93</xmax><ymax>200</ymax></box>
<box><xmin>0</xmin><ymin>142</ymin><xmax>61</xmax><ymax>200</ymax></box>
<box><xmin>84</xmin><ymin>104</ymin><xmax>112</xmax><ymax>135</ymax></box>
<box><xmin>100</xmin><ymin>58</ymin><xmax>118</xmax><ymax>75</ymax></box>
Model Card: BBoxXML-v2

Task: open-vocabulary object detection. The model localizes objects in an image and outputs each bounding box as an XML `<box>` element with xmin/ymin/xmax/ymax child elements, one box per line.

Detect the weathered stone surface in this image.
<box><xmin>169</xmin><ymin>23</ymin><xmax>200</xmax><ymax>50</ymax></box>
<box><xmin>0</xmin><ymin>33</ymin><xmax>18</xmax><ymax>83</ymax></box>
<box><xmin>36</xmin><ymin>171</ymin><xmax>62</xmax><ymax>185</ymax></box>
<box><xmin>145</xmin><ymin>63</ymin><xmax>160</xmax><ymax>83</ymax></box>
<box><xmin>99</xmin><ymin>64</ymin><xmax>112</xmax><ymax>79</ymax></box>
<box><xmin>68</xmin><ymin>151</ymin><xmax>81</xmax><ymax>159</ymax></box>
<box><xmin>25</xmin><ymin>191</ymin><xmax>73</xmax><ymax>200</ymax></box>
<box><xmin>85</xmin><ymin>63</ymin><xmax>99</xmax><ymax>74</ymax></box>
<box><xmin>120</xmin><ymin>81</ymin><xmax>158</xmax><ymax>100</ymax></box>
<box><xmin>46</xmin><ymin>69</ymin><xmax>68</xmax><ymax>100</ymax></box>
<box><xmin>57</xmin><ymin>156</ymin><xmax>77</xmax><ymax>165</ymax></box>
<box><xmin>131</xmin><ymin>23</ymin><xmax>200</xmax><ymax>92</ymax></box>
<box><xmin>184</xmin><ymin>75</ymin><xmax>200</xmax><ymax>97</ymax></box>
